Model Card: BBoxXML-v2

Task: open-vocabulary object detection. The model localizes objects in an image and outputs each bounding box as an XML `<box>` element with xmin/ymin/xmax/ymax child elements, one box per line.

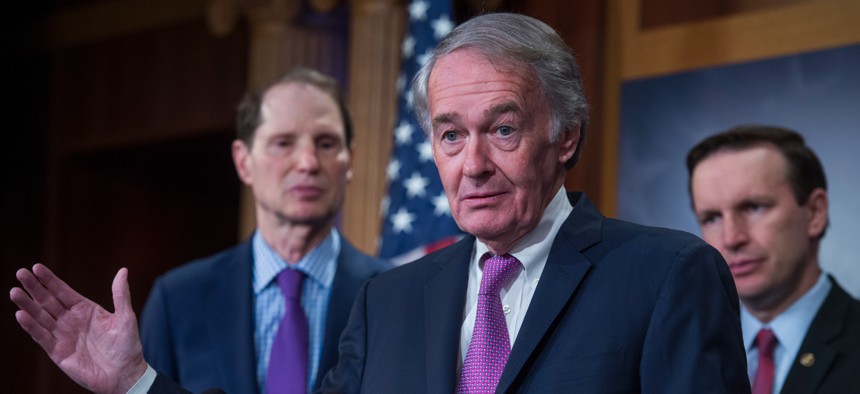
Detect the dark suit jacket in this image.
<box><xmin>140</xmin><ymin>233</ymin><xmax>389</xmax><ymax>394</ymax></box>
<box><xmin>320</xmin><ymin>193</ymin><xmax>750</xmax><ymax>393</ymax></box>
<box><xmin>782</xmin><ymin>278</ymin><xmax>860</xmax><ymax>394</ymax></box>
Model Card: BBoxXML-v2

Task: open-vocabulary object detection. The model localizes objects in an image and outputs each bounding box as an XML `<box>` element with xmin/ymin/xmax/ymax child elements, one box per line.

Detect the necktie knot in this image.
<box><xmin>479</xmin><ymin>254</ymin><xmax>521</xmax><ymax>296</ymax></box>
<box><xmin>276</xmin><ymin>268</ymin><xmax>304</xmax><ymax>301</ymax></box>
<box><xmin>756</xmin><ymin>328</ymin><xmax>777</xmax><ymax>355</ymax></box>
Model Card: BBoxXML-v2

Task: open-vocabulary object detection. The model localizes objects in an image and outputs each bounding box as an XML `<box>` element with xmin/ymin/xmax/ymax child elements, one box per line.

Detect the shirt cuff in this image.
<box><xmin>126</xmin><ymin>364</ymin><xmax>157</xmax><ymax>394</ymax></box>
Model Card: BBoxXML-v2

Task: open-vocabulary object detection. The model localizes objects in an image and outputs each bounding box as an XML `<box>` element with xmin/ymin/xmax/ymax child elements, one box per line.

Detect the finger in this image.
<box><xmin>16</xmin><ymin>267</ymin><xmax>68</xmax><ymax>320</ymax></box>
<box><xmin>111</xmin><ymin>267</ymin><xmax>133</xmax><ymax>316</ymax></box>
<box><xmin>14</xmin><ymin>309</ymin><xmax>57</xmax><ymax>354</ymax></box>
<box><xmin>10</xmin><ymin>287</ymin><xmax>57</xmax><ymax>333</ymax></box>
<box><xmin>32</xmin><ymin>264</ymin><xmax>88</xmax><ymax>310</ymax></box>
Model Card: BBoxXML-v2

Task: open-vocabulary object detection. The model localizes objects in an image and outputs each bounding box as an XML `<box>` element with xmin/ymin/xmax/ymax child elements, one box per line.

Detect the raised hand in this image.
<box><xmin>10</xmin><ymin>264</ymin><xmax>148</xmax><ymax>394</ymax></box>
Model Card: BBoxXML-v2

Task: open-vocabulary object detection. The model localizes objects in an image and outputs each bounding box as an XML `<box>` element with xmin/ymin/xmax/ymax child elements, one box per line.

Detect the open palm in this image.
<box><xmin>11</xmin><ymin>264</ymin><xmax>147</xmax><ymax>394</ymax></box>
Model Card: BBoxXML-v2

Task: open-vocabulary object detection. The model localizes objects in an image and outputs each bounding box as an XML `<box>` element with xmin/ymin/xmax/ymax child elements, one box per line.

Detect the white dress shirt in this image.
<box><xmin>459</xmin><ymin>187</ymin><xmax>573</xmax><ymax>365</ymax></box>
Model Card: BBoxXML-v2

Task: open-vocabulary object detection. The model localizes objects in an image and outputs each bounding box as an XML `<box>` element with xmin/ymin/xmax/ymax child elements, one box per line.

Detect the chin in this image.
<box><xmin>282</xmin><ymin>208</ymin><xmax>332</xmax><ymax>224</ymax></box>
<box><xmin>736</xmin><ymin>283</ymin><xmax>769</xmax><ymax>303</ymax></box>
<box><xmin>463</xmin><ymin>223</ymin><xmax>513</xmax><ymax>242</ymax></box>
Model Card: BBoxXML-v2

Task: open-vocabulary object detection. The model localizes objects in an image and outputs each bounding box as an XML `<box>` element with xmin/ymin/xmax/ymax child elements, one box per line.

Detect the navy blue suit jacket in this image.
<box><xmin>320</xmin><ymin>193</ymin><xmax>750</xmax><ymax>393</ymax></box>
<box><xmin>782</xmin><ymin>278</ymin><xmax>860</xmax><ymax>394</ymax></box>
<box><xmin>140</xmin><ymin>233</ymin><xmax>389</xmax><ymax>393</ymax></box>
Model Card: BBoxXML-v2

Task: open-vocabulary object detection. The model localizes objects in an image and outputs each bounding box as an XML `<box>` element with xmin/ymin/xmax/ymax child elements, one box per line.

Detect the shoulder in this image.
<box><xmin>152</xmin><ymin>241</ymin><xmax>252</xmax><ymax>291</ymax></box>
<box><xmin>563</xmin><ymin>192</ymin><xmax>714</xmax><ymax>262</ymax></box>
<box><xmin>365</xmin><ymin>235</ymin><xmax>473</xmax><ymax>288</ymax></box>
<box><xmin>593</xmin><ymin>217</ymin><xmax>717</xmax><ymax>263</ymax></box>
<box><xmin>570</xmin><ymin>216</ymin><xmax>731</xmax><ymax>300</ymax></box>
<box><xmin>822</xmin><ymin>279</ymin><xmax>860</xmax><ymax>329</ymax></box>
<box><xmin>338</xmin><ymin>238</ymin><xmax>391</xmax><ymax>276</ymax></box>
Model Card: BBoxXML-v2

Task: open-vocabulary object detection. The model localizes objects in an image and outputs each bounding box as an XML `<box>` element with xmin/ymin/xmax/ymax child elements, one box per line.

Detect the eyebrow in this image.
<box><xmin>431</xmin><ymin>112</ymin><xmax>460</xmax><ymax>130</ymax></box>
<box><xmin>485</xmin><ymin>101</ymin><xmax>522</xmax><ymax>118</ymax></box>
<box><xmin>430</xmin><ymin>101</ymin><xmax>523</xmax><ymax>130</ymax></box>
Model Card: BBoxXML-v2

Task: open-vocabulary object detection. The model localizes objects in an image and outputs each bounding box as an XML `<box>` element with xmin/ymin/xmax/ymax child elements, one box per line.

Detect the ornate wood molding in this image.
<box><xmin>207</xmin><ymin>0</ymin><xmax>302</xmax><ymax>37</ymax></box>
<box><xmin>310</xmin><ymin>0</ymin><xmax>343</xmax><ymax>13</ymax></box>
<box><xmin>341</xmin><ymin>0</ymin><xmax>405</xmax><ymax>255</ymax></box>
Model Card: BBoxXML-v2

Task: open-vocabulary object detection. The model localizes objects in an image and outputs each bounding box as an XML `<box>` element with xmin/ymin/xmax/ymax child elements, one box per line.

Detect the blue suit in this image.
<box><xmin>320</xmin><ymin>193</ymin><xmax>750</xmax><ymax>393</ymax></box>
<box><xmin>140</xmin><ymin>234</ymin><xmax>389</xmax><ymax>393</ymax></box>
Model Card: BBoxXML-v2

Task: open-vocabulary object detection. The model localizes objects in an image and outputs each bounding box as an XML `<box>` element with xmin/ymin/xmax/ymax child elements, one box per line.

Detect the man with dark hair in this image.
<box><xmin>11</xmin><ymin>14</ymin><xmax>747</xmax><ymax>394</ymax></box>
<box><xmin>139</xmin><ymin>67</ymin><xmax>388</xmax><ymax>394</ymax></box>
<box><xmin>687</xmin><ymin>125</ymin><xmax>860</xmax><ymax>394</ymax></box>
<box><xmin>12</xmin><ymin>67</ymin><xmax>388</xmax><ymax>394</ymax></box>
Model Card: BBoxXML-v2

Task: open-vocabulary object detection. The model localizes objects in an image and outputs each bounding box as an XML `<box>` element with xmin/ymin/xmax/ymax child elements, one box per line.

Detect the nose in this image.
<box><xmin>295</xmin><ymin>141</ymin><xmax>320</xmax><ymax>173</ymax></box>
<box><xmin>462</xmin><ymin>136</ymin><xmax>493</xmax><ymax>179</ymax></box>
<box><xmin>721</xmin><ymin>214</ymin><xmax>749</xmax><ymax>251</ymax></box>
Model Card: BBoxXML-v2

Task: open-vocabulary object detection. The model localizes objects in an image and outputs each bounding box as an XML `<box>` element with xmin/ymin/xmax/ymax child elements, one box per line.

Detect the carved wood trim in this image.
<box><xmin>341</xmin><ymin>0</ymin><xmax>405</xmax><ymax>255</ymax></box>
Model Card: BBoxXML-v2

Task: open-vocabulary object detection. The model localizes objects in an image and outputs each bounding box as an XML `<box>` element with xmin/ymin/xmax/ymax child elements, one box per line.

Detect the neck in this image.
<box><xmin>745</xmin><ymin>261</ymin><xmax>821</xmax><ymax>323</ymax></box>
<box><xmin>257</xmin><ymin>214</ymin><xmax>334</xmax><ymax>264</ymax></box>
<box><xmin>482</xmin><ymin>181</ymin><xmax>566</xmax><ymax>256</ymax></box>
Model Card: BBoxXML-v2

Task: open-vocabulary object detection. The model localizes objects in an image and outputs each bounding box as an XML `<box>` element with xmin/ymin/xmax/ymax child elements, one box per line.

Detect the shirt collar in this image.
<box><xmin>474</xmin><ymin>187</ymin><xmax>572</xmax><ymax>274</ymax></box>
<box><xmin>252</xmin><ymin>229</ymin><xmax>340</xmax><ymax>294</ymax></box>
<box><xmin>741</xmin><ymin>271</ymin><xmax>831</xmax><ymax>351</ymax></box>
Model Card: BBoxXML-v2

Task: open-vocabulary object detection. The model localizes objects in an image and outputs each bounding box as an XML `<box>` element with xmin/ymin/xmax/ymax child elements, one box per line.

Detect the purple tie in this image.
<box><xmin>458</xmin><ymin>254</ymin><xmax>522</xmax><ymax>394</ymax></box>
<box><xmin>266</xmin><ymin>268</ymin><xmax>308</xmax><ymax>394</ymax></box>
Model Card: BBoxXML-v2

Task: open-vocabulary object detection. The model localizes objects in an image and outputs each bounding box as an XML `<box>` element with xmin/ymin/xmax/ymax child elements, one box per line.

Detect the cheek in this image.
<box><xmin>700</xmin><ymin>230</ymin><xmax>720</xmax><ymax>249</ymax></box>
<box><xmin>436</xmin><ymin>161</ymin><xmax>461</xmax><ymax>190</ymax></box>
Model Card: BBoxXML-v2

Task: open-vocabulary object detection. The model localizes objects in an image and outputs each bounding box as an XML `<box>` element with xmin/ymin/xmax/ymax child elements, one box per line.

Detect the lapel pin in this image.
<box><xmin>799</xmin><ymin>353</ymin><xmax>815</xmax><ymax>367</ymax></box>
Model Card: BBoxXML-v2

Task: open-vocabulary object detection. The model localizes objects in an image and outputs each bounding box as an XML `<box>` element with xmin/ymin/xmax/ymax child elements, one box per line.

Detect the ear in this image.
<box><xmin>805</xmin><ymin>188</ymin><xmax>829</xmax><ymax>238</ymax></box>
<box><xmin>232</xmin><ymin>140</ymin><xmax>253</xmax><ymax>186</ymax></box>
<box><xmin>345</xmin><ymin>146</ymin><xmax>354</xmax><ymax>183</ymax></box>
<box><xmin>557</xmin><ymin>124</ymin><xmax>581</xmax><ymax>165</ymax></box>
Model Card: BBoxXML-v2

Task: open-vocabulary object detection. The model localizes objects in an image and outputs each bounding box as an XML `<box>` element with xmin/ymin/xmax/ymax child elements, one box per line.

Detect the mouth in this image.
<box><xmin>290</xmin><ymin>185</ymin><xmax>325</xmax><ymax>199</ymax></box>
<box><xmin>460</xmin><ymin>191</ymin><xmax>506</xmax><ymax>207</ymax></box>
<box><xmin>726</xmin><ymin>258</ymin><xmax>762</xmax><ymax>277</ymax></box>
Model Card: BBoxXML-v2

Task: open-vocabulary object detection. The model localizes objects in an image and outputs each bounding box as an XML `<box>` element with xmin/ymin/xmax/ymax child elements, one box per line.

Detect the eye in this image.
<box><xmin>698</xmin><ymin>212</ymin><xmax>720</xmax><ymax>226</ymax></box>
<box><xmin>497</xmin><ymin>125</ymin><xmax>514</xmax><ymax>137</ymax></box>
<box><xmin>742</xmin><ymin>202</ymin><xmax>767</xmax><ymax>215</ymax></box>
<box><xmin>443</xmin><ymin>131</ymin><xmax>458</xmax><ymax>142</ymax></box>
<box><xmin>317</xmin><ymin>137</ymin><xmax>336</xmax><ymax>149</ymax></box>
<box><xmin>269</xmin><ymin>137</ymin><xmax>293</xmax><ymax>151</ymax></box>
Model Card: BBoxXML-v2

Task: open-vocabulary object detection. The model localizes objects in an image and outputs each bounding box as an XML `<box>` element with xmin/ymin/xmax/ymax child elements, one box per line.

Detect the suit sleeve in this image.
<box><xmin>147</xmin><ymin>372</ymin><xmax>194</xmax><ymax>394</ymax></box>
<box><xmin>640</xmin><ymin>241</ymin><xmax>751</xmax><ymax>393</ymax></box>
<box><xmin>140</xmin><ymin>278</ymin><xmax>178</xmax><ymax>380</ymax></box>
<box><xmin>317</xmin><ymin>280</ymin><xmax>371</xmax><ymax>393</ymax></box>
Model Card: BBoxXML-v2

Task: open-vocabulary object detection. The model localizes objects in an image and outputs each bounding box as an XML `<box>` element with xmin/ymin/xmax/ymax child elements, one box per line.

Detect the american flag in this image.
<box><xmin>378</xmin><ymin>0</ymin><xmax>462</xmax><ymax>265</ymax></box>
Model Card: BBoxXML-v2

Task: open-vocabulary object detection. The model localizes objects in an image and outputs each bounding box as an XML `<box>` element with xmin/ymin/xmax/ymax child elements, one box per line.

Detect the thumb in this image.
<box><xmin>111</xmin><ymin>267</ymin><xmax>133</xmax><ymax>316</ymax></box>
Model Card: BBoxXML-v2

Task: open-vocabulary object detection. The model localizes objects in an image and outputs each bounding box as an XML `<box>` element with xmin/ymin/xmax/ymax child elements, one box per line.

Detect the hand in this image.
<box><xmin>10</xmin><ymin>264</ymin><xmax>148</xmax><ymax>394</ymax></box>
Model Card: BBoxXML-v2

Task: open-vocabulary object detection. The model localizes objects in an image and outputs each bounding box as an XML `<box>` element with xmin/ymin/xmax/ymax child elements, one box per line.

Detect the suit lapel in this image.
<box><xmin>782</xmin><ymin>280</ymin><xmax>851</xmax><ymax>394</ymax></box>
<box><xmin>318</xmin><ymin>240</ymin><xmax>368</xmax><ymax>388</ymax></box>
<box><xmin>497</xmin><ymin>192</ymin><xmax>602</xmax><ymax>393</ymax></box>
<box><xmin>207</xmin><ymin>241</ymin><xmax>258</xmax><ymax>394</ymax></box>
<box><xmin>425</xmin><ymin>236</ymin><xmax>473</xmax><ymax>394</ymax></box>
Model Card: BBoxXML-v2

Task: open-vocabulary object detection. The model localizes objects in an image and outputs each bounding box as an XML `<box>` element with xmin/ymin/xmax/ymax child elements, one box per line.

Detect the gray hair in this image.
<box><xmin>411</xmin><ymin>13</ymin><xmax>589</xmax><ymax>169</ymax></box>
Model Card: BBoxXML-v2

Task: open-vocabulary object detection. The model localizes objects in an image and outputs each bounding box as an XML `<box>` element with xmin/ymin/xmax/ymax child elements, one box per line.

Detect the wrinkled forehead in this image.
<box><xmin>430</xmin><ymin>48</ymin><xmax>532</xmax><ymax>86</ymax></box>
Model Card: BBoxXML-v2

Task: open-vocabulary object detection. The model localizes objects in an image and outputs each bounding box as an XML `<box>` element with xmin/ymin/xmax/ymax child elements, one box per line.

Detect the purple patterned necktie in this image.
<box><xmin>458</xmin><ymin>254</ymin><xmax>522</xmax><ymax>394</ymax></box>
<box><xmin>266</xmin><ymin>268</ymin><xmax>308</xmax><ymax>394</ymax></box>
